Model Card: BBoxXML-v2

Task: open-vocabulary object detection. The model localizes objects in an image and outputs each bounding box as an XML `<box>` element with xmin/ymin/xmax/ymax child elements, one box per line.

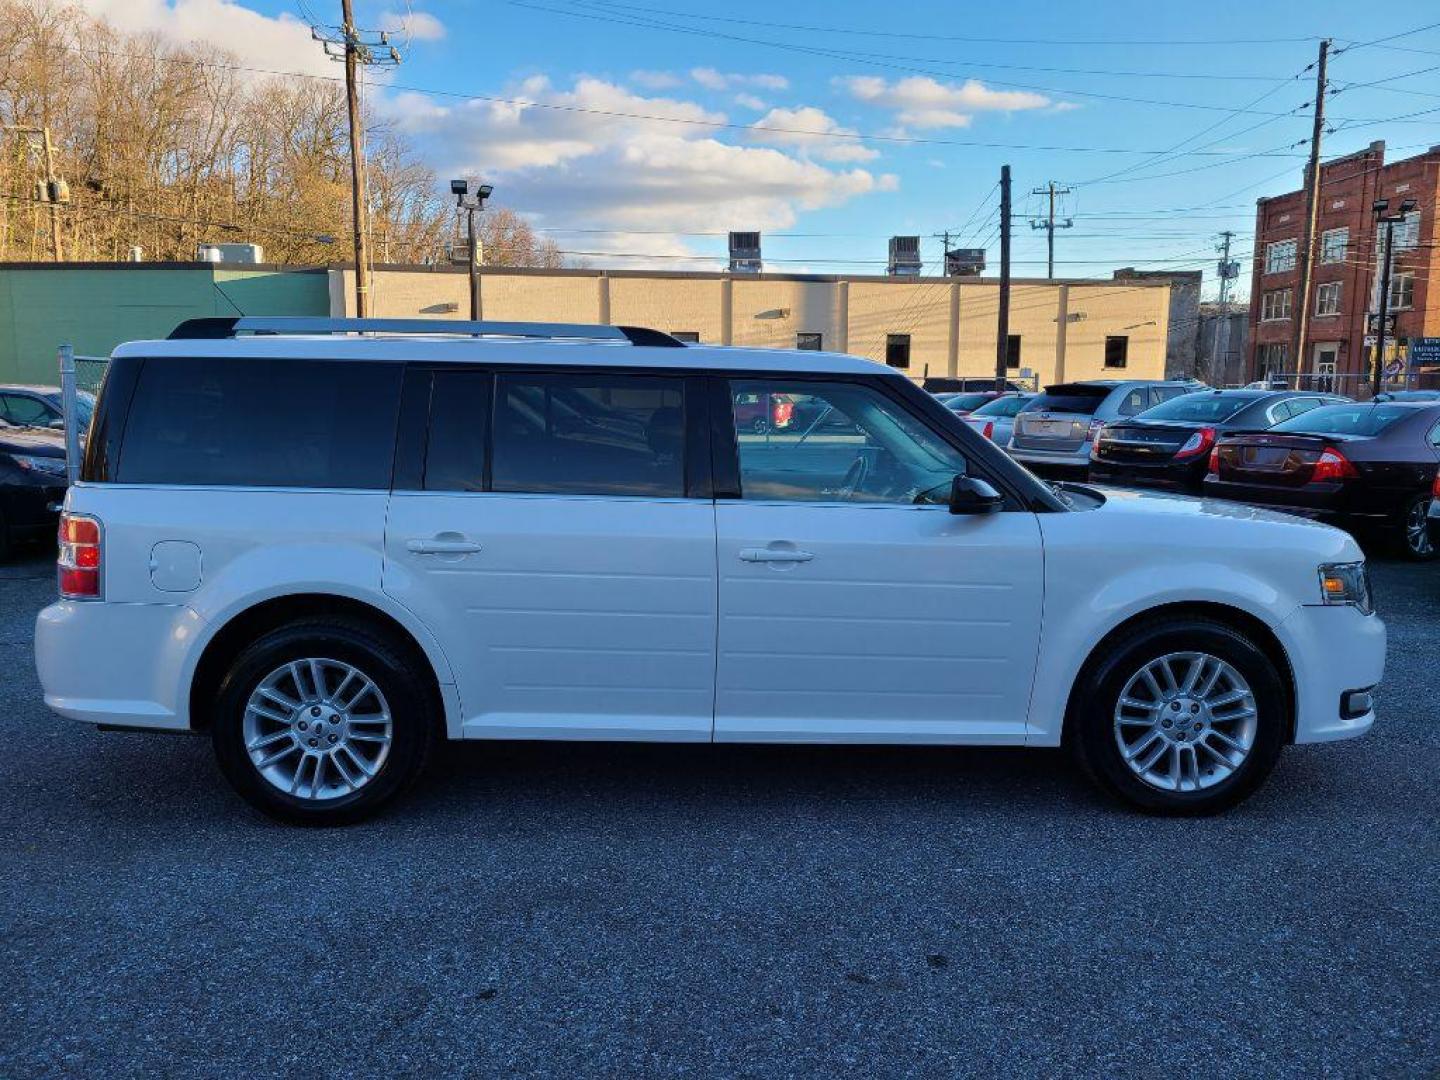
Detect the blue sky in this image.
<box><xmin>108</xmin><ymin>2</ymin><xmax>1440</xmax><ymax>298</ymax></box>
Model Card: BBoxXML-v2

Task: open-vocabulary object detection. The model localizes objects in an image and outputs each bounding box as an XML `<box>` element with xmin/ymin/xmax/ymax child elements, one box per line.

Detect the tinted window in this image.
<box><xmin>730</xmin><ymin>379</ymin><xmax>966</xmax><ymax>505</ymax></box>
<box><xmin>116</xmin><ymin>357</ymin><xmax>402</xmax><ymax>488</ymax></box>
<box><xmin>945</xmin><ymin>393</ymin><xmax>992</xmax><ymax>412</ymax></box>
<box><xmin>424</xmin><ymin>370</ymin><xmax>491</xmax><ymax>491</ymax></box>
<box><xmin>1271</xmin><ymin>403</ymin><xmax>1415</xmax><ymax>437</ymax></box>
<box><xmin>1284</xmin><ymin>397</ymin><xmax>1325</xmax><ymax>420</ymax></box>
<box><xmin>1136</xmin><ymin>393</ymin><xmax>1256</xmax><ymax>423</ymax></box>
<box><xmin>972</xmin><ymin>394</ymin><xmax>1033</xmax><ymax>418</ymax></box>
<box><xmin>1028</xmin><ymin>387</ymin><xmax>1109</xmax><ymax>415</ymax></box>
<box><xmin>492</xmin><ymin>372</ymin><xmax>685</xmax><ymax>497</ymax></box>
<box><xmin>1152</xmin><ymin>386</ymin><xmax>1190</xmax><ymax>404</ymax></box>
<box><xmin>0</xmin><ymin>393</ymin><xmax>56</xmax><ymax>426</ymax></box>
<box><xmin>1116</xmin><ymin>389</ymin><xmax>1148</xmax><ymax>416</ymax></box>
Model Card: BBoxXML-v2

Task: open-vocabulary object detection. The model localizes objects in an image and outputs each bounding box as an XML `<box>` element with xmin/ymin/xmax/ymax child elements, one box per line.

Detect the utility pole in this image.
<box><xmin>1214</xmin><ymin>230</ymin><xmax>1238</xmax><ymax>383</ymax></box>
<box><xmin>1029</xmin><ymin>181</ymin><xmax>1072</xmax><ymax>279</ymax></box>
<box><xmin>995</xmin><ymin>164</ymin><xmax>1012</xmax><ymax>392</ymax></box>
<box><xmin>312</xmin><ymin>3</ymin><xmax>402</xmax><ymax>317</ymax></box>
<box><xmin>3</xmin><ymin>125</ymin><xmax>67</xmax><ymax>261</ymax></box>
<box><xmin>1289</xmin><ymin>38</ymin><xmax>1330</xmax><ymax>376</ymax></box>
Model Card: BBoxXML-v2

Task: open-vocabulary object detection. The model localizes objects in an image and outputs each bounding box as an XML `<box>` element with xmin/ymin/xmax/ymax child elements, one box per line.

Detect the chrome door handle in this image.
<box><xmin>406</xmin><ymin>538</ymin><xmax>483</xmax><ymax>555</ymax></box>
<box><xmin>739</xmin><ymin>547</ymin><xmax>815</xmax><ymax>563</ymax></box>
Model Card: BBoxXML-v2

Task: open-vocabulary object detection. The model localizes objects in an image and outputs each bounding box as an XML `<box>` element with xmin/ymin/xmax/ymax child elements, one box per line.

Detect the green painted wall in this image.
<box><xmin>0</xmin><ymin>264</ymin><xmax>330</xmax><ymax>384</ymax></box>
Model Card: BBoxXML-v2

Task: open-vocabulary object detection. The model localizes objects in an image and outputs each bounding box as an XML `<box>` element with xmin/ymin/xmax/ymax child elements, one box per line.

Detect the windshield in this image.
<box><xmin>1135</xmin><ymin>393</ymin><xmax>1257</xmax><ymax>423</ymax></box>
<box><xmin>972</xmin><ymin>395</ymin><xmax>1034</xmax><ymax>418</ymax></box>
<box><xmin>1027</xmin><ymin>388</ymin><xmax>1109</xmax><ymax>416</ymax></box>
<box><xmin>945</xmin><ymin>393</ymin><xmax>993</xmax><ymax>412</ymax></box>
<box><xmin>1271</xmin><ymin>403</ymin><xmax>1413</xmax><ymax>437</ymax></box>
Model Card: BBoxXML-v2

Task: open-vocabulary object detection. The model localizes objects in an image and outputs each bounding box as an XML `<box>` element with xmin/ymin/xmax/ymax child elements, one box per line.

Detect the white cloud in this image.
<box><xmin>837</xmin><ymin>75</ymin><xmax>1052</xmax><ymax>129</ymax></box>
<box><xmin>691</xmin><ymin>68</ymin><xmax>789</xmax><ymax>92</ymax></box>
<box><xmin>78</xmin><ymin>0</ymin><xmax>332</xmax><ymax>77</ymax></box>
<box><xmin>387</xmin><ymin>77</ymin><xmax>894</xmax><ymax>265</ymax></box>
<box><xmin>749</xmin><ymin>106</ymin><xmax>879</xmax><ymax>163</ymax></box>
<box><xmin>733</xmin><ymin>93</ymin><xmax>768</xmax><ymax>111</ymax></box>
<box><xmin>376</xmin><ymin>9</ymin><xmax>446</xmax><ymax>42</ymax></box>
<box><xmin>630</xmin><ymin>70</ymin><xmax>683</xmax><ymax>90</ymax></box>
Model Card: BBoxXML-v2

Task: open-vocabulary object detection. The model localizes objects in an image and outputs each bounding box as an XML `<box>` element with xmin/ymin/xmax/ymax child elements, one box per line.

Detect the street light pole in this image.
<box><xmin>1371</xmin><ymin>197</ymin><xmax>1415</xmax><ymax>398</ymax></box>
<box><xmin>451</xmin><ymin>180</ymin><xmax>493</xmax><ymax>321</ymax></box>
<box><xmin>466</xmin><ymin>202</ymin><xmax>480</xmax><ymax>321</ymax></box>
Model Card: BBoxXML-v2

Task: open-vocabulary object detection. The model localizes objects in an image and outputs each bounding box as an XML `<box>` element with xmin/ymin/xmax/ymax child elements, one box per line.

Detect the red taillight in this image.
<box><xmin>1175</xmin><ymin>426</ymin><xmax>1217</xmax><ymax>460</ymax></box>
<box><xmin>1089</xmin><ymin>419</ymin><xmax>1106</xmax><ymax>446</ymax></box>
<box><xmin>1310</xmin><ymin>447</ymin><xmax>1359</xmax><ymax>484</ymax></box>
<box><xmin>57</xmin><ymin>512</ymin><xmax>102</xmax><ymax>598</ymax></box>
<box><xmin>1207</xmin><ymin>448</ymin><xmax>1221</xmax><ymax>475</ymax></box>
<box><xmin>982</xmin><ymin>420</ymin><xmax>995</xmax><ymax>441</ymax></box>
<box><xmin>1432</xmin><ymin>470</ymin><xmax>1440</xmax><ymax>498</ymax></box>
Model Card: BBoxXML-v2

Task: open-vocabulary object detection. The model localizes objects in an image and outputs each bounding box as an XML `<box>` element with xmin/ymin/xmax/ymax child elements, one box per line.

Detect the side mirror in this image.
<box><xmin>948</xmin><ymin>474</ymin><xmax>1003</xmax><ymax>515</ymax></box>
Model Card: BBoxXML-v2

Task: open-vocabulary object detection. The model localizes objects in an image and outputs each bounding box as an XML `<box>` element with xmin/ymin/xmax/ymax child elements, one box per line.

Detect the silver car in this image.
<box><xmin>960</xmin><ymin>392</ymin><xmax>1036</xmax><ymax>445</ymax></box>
<box><xmin>1008</xmin><ymin>380</ymin><xmax>1198</xmax><ymax>472</ymax></box>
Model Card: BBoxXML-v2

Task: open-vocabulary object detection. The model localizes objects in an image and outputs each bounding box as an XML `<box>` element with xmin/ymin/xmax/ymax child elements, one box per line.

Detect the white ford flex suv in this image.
<box><xmin>36</xmin><ymin>317</ymin><xmax>1385</xmax><ymax>823</ymax></box>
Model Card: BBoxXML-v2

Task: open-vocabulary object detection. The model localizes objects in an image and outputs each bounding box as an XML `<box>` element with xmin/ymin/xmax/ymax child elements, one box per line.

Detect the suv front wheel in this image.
<box><xmin>210</xmin><ymin>618</ymin><xmax>436</xmax><ymax>824</ymax></box>
<box><xmin>1069</xmin><ymin>617</ymin><xmax>1286</xmax><ymax>815</ymax></box>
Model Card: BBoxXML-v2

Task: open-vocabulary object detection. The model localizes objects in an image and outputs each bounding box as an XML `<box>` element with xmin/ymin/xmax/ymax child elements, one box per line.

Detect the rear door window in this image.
<box><xmin>1117</xmin><ymin>388</ymin><xmax>1149</xmax><ymax>416</ymax></box>
<box><xmin>115</xmin><ymin>357</ymin><xmax>402</xmax><ymax>488</ymax></box>
<box><xmin>491</xmin><ymin>372</ymin><xmax>686</xmax><ymax>497</ymax></box>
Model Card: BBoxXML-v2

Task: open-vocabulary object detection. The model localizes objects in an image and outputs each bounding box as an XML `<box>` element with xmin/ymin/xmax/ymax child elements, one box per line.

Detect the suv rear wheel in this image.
<box><xmin>210</xmin><ymin>618</ymin><xmax>436</xmax><ymax>824</ymax></box>
<box><xmin>1069</xmin><ymin>617</ymin><xmax>1286</xmax><ymax>815</ymax></box>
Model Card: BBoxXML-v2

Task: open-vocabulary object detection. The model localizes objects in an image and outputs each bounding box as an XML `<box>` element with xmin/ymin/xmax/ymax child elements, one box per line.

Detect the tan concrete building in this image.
<box><xmin>331</xmin><ymin>266</ymin><xmax>1174</xmax><ymax>385</ymax></box>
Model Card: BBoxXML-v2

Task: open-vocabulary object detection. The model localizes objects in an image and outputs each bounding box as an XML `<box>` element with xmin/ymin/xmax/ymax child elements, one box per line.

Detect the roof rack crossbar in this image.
<box><xmin>167</xmin><ymin>316</ymin><xmax>683</xmax><ymax>346</ymax></box>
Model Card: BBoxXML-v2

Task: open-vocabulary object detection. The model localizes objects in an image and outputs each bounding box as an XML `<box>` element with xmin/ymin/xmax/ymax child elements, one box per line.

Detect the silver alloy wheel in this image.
<box><xmin>1406</xmin><ymin>499</ymin><xmax>1433</xmax><ymax>556</ymax></box>
<box><xmin>242</xmin><ymin>658</ymin><xmax>392</xmax><ymax>801</ymax></box>
<box><xmin>1112</xmin><ymin>651</ymin><xmax>1258</xmax><ymax>793</ymax></box>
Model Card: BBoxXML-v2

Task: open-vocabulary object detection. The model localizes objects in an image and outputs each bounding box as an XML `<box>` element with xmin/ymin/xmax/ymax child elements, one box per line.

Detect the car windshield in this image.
<box><xmin>1271</xmin><ymin>403</ymin><xmax>1413</xmax><ymax>436</ymax></box>
<box><xmin>945</xmin><ymin>393</ymin><xmax>993</xmax><ymax>411</ymax></box>
<box><xmin>971</xmin><ymin>395</ymin><xmax>1033</xmax><ymax>418</ymax></box>
<box><xmin>1027</xmin><ymin>387</ymin><xmax>1110</xmax><ymax>415</ymax></box>
<box><xmin>1135</xmin><ymin>393</ymin><xmax>1257</xmax><ymax>423</ymax></box>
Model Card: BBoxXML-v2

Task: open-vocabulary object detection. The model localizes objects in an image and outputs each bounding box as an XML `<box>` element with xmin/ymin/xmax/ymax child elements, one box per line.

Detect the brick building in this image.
<box><xmin>1249</xmin><ymin>140</ymin><xmax>1440</xmax><ymax>393</ymax></box>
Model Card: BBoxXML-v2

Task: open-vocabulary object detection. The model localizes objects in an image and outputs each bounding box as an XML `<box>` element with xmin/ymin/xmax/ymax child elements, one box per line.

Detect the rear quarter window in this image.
<box><xmin>113</xmin><ymin>356</ymin><xmax>403</xmax><ymax>488</ymax></box>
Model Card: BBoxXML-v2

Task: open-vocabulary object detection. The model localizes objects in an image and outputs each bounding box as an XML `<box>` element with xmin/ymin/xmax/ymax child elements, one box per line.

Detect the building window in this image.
<box><xmin>1104</xmin><ymin>335</ymin><xmax>1128</xmax><ymax>369</ymax></box>
<box><xmin>1389</xmin><ymin>272</ymin><xmax>1414</xmax><ymax>310</ymax></box>
<box><xmin>1315</xmin><ymin>282</ymin><xmax>1342</xmax><ymax>317</ymax></box>
<box><xmin>796</xmin><ymin>332</ymin><xmax>822</xmax><ymax>351</ymax></box>
<box><xmin>1265</xmin><ymin>239</ymin><xmax>1297</xmax><ymax>274</ymax></box>
<box><xmin>1257</xmin><ymin>342</ymin><xmax>1287</xmax><ymax>377</ymax></box>
<box><xmin>670</xmin><ymin>331</ymin><xmax>700</xmax><ymax>343</ymax></box>
<box><xmin>1319</xmin><ymin>228</ymin><xmax>1348</xmax><ymax>264</ymax></box>
<box><xmin>1395</xmin><ymin>210</ymin><xmax>1421</xmax><ymax>251</ymax></box>
<box><xmin>1005</xmin><ymin>335</ymin><xmax>1021</xmax><ymax>369</ymax></box>
<box><xmin>885</xmin><ymin>333</ymin><xmax>911</xmax><ymax>369</ymax></box>
<box><xmin>1261</xmin><ymin>289</ymin><xmax>1292</xmax><ymax>322</ymax></box>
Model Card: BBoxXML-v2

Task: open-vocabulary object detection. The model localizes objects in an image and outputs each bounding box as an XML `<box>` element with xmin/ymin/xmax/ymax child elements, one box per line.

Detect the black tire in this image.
<box><xmin>1068</xmin><ymin>617</ymin><xmax>1287</xmax><ymax>816</ymax></box>
<box><xmin>1395</xmin><ymin>494</ymin><xmax>1436</xmax><ymax>561</ymax></box>
<box><xmin>210</xmin><ymin>617</ymin><xmax>437</xmax><ymax>825</ymax></box>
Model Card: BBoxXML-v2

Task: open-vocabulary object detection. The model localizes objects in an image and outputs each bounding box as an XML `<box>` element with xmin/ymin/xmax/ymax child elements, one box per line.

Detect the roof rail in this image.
<box><xmin>166</xmin><ymin>316</ymin><xmax>685</xmax><ymax>347</ymax></box>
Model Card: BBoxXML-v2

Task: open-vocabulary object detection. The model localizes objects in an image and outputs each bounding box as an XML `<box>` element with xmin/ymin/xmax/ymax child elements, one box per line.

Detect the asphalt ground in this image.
<box><xmin>1</xmin><ymin>550</ymin><xmax>1436</xmax><ymax>1078</ymax></box>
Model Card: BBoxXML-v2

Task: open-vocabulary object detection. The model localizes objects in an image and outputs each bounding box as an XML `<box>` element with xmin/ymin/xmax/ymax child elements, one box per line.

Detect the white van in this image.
<box><xmin>36</xmin><ymin>318</ymin><xmax>1384</xmax><ymax>823</ymax></box>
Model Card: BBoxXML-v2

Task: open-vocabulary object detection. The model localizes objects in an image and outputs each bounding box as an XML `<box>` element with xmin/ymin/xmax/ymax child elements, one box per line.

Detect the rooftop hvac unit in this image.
<box><xmin>945</xmin><ymin>248</ymin><xmax>986</xmax><ymax>276</ymax></box>
<box><xmin>195</xmin><ymin>242</ymin><xmax>264</xmax><ymax>264</ymax></box>
<box><xmin>729</xmin><ymin>231</ymin><xmax>762</xmax><ymax>273</ymax></box>
<box><xmin>888</xmin><ymin>235</ymin><xmax>922</xmax><ymax>276</ymax></box>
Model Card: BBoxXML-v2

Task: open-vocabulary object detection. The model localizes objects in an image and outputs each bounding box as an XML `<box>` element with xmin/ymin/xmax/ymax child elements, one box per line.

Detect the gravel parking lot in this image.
<box><xmin>1</xmin><ymin>551</ymin><xmax>1436</xmax><ymax>1078</ymax></box>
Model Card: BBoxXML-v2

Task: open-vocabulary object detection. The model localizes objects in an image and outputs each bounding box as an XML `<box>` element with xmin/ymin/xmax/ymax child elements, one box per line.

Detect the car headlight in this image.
<box><xmin>1318</xmin><ymin>562</ymin><xmax>1372</xmax><ymax>615</ymax></box>
<box><xmin>11</xmin><ymin>454</ymin><xmax>68</xmax><ymax>478</ymax></box>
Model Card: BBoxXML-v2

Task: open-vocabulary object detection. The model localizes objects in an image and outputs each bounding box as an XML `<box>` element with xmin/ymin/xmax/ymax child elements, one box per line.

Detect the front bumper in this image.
<box><xmin>35</xmin><ymin>599</ymin><xmax>206</xmax><ymax>731</ymax></box>
<box><xmin>1278</xmin><ymin>603</ymin><xmax>1385</xmax><ymax>743</ymax></box>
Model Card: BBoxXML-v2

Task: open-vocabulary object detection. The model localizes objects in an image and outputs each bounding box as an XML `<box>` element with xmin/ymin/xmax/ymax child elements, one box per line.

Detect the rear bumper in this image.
<box><xmin>1278</xmin><ymin>603</ymin><xmax>1385</xmax><ymax>744</ymax></box>
<box><xmin>1008</xmin><ymin>444</ymin><xmax>1093</xmax><ymax>470</ymax></box>
<box><xmin>1089</xmin><ymin>457</ymin><xmax>1206</xmax><ymax>492</ymax></box>
<box><xmin>35</xmin><ymin>599</ymin><xmax>205</xmax><ymax>731</ymax></box>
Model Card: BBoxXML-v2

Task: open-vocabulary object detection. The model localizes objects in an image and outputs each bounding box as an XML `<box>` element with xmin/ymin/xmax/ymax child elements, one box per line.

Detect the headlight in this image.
<box><xmin>11</xmin><ymin>454</ymin><xmax>67</xmax><ymax>477</ymax></box>
<box><xmin>1318</xmin><ymin>562</ymin><xmax>1372</xmax><ymax>615</ymax></box>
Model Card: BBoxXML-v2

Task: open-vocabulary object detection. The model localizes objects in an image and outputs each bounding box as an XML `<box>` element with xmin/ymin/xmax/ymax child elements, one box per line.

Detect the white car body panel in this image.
<box><xmin>714</xmin><ymin>501</ymin><xmax>1043</xmax><ymax>743</ymax></box>
<box><xmin>33</xmin><ymin>333</ymin><xmax>1386</xmax><ymax>757</ymax></box>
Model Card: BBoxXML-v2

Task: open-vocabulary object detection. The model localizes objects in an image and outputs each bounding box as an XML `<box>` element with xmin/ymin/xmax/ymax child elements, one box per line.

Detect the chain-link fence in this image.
<box><xmin>74</xmin><ymin>355</ymin><xmax>110</xmax><ymax>394</ymax></box>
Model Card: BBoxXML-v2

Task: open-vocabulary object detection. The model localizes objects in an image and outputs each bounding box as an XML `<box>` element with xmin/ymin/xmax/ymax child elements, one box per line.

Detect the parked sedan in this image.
<box><xmin>960</xmin><ymin>392</ymin><xmax>1037</xmax><ymax>444</ymax></box>
<box><xmin>0</xmin><ymin>420</ymin><xmax>68</xmax><ymax>560</ymax></box>
<box><xmin>1205</xmin><ymin>401</ymin><xmax>1440</xmax><ymax>560</ymax></box>
<box><xmin>0</xmin><ymin>384</ymin><xmax>95</xmax><ymax>432</ymax></box>
<box><xmin>942</xmin><ymin>390</ymin><xmax>1004</xmax><ymax>416</ymax></box>
<box><xmin>1008</xmin><ymin>380</ymin><xmax>1198</xmax><ymax>475</ymax></box>
<box><xmin>1091</xmin><ymin>389</ymin><xmax>1348</xmax><ymax>493</ymax></box>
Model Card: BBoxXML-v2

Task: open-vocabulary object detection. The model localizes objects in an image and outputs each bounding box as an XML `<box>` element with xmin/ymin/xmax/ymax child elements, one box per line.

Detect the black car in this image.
<box><xmin>1205</xmin><ymin>401</ymin><xmax>1440</xmax><ymax>560</ymax></box>
<box><xmin>1090</xmin><ymin>389</ymin><xmax>1348</xmax><ymax>493</ymax></box>
<box><xmin>0</xmin><ymin>420</ymin><xmax>67</xmax><ymax>560</ymax></box>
